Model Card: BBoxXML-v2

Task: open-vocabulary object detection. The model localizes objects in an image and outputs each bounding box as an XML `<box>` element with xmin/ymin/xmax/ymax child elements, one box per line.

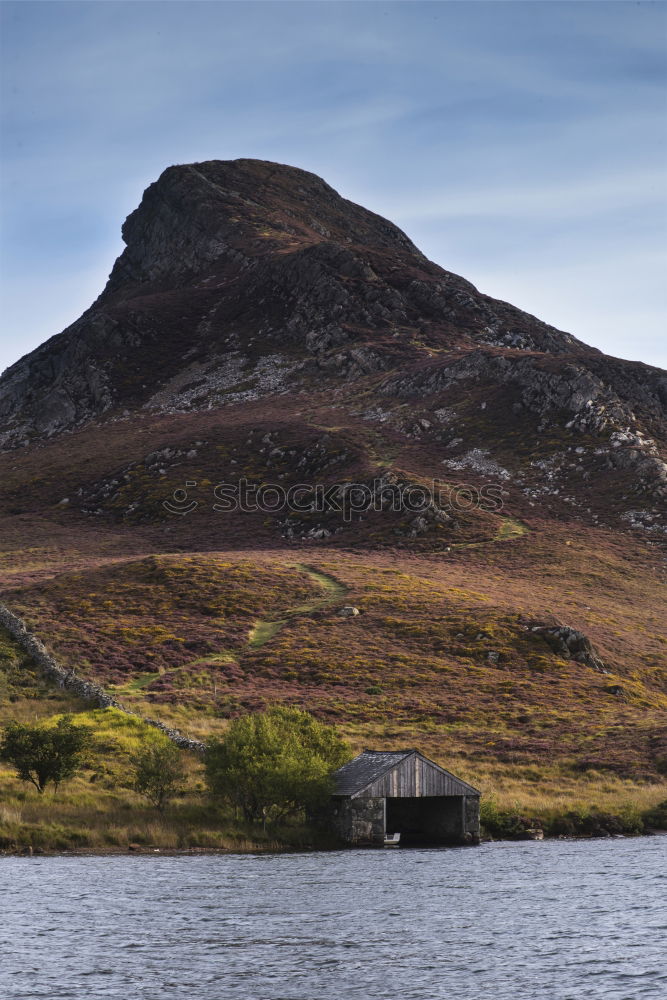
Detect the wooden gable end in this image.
<box><xmin>351</xmin><ymin>751</ymin><xmax>479</xmax><ymax>798</ymax></box>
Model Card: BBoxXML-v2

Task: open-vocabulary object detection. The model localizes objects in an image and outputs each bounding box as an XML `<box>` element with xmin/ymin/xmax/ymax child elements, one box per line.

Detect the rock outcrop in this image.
<box><xmin>531</xmin><ymin>624</ymin><xmax>607</xmax><ymax>674</ymax></box>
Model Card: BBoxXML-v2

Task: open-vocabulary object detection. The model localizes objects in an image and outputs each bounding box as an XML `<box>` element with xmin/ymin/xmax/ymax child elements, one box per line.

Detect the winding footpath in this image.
<box><xmin>248</xmin><ymin>563</ymin><xmax>347</xmax><ymax>649</ymax></box>
<box><xmin>0</xmin><ymin>562</ymin><xmax>348</xmax><ymax>752</ymax></box>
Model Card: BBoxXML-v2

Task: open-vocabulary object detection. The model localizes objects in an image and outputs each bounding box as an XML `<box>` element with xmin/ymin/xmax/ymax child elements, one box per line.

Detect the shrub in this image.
<box><xmin>547</xmin><ymin>808</ymin><xmax>645</xmax><ymax>838</ymax></box>
<box><xmin>642</xmin><ymin>799</ymin><xmax>667</xmax><ymax>830</ymax></box>
<box><xmin>480</xmin><ymin>798</ymin><xmax>536</xmax><ymax>839</ymax></box>
<box><xmin>0</xmin><ymin>716</ymin><xmax>93</xmax><ymax>794</ymax></box>
<box><xmin>131</xmin><ymin>738</ymin><xmax>187</xmax><ymax>812</ymax></box>
<box><xmin>205</xmin><ymin>707</ymin><xmax>351</xmax><ymax>826</ymax></box>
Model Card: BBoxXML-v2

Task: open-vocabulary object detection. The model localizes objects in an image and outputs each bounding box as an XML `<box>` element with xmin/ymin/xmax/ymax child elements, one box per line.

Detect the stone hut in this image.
<box><xmin>330</xmin><ymin>749</ymin><xmax>480</xmax><ymax>846</ymax></box>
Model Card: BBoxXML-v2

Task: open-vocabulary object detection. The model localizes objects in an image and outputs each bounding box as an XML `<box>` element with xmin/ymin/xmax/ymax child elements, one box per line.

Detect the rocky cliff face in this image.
<box><xmin>1</xmin><ymin>158</ymin><xmax>665</xmax><ymax>533</ymax></box>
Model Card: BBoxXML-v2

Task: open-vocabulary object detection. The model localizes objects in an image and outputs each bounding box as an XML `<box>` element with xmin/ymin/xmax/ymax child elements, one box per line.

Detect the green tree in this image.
<box><xmin>131</xmin><ymin>738</ymin><xmax>186</xmax><ymax>811</ymax></box>
<box><xmin>0</xmin><ymin>716</ymin><xmax>93</xmax><ymax>794</ymax></box>
<box><xmin>205</xmin><ymin>707</ymin><xmax>351</xmax><ymax>826</ymax></box>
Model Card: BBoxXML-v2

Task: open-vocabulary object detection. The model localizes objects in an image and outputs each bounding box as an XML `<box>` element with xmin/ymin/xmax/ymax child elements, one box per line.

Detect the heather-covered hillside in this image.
<box><xmin>1</xmin><ymin>160</ymin><xmax>665</xmax><ymax>846</ymax></box>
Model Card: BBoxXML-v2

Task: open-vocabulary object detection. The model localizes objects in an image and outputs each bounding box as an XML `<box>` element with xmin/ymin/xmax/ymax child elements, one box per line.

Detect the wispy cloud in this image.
<box><xmin>389</xmin><ymin>167</ymin><xmax>667</xmax><ymax>223</ymax></box>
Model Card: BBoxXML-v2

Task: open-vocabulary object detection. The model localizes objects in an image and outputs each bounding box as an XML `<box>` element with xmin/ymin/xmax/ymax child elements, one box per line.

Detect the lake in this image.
<box><xmin>1</xmin><ymin>837</ymin><xmax>665</xmax><ymax>999</ymax></box>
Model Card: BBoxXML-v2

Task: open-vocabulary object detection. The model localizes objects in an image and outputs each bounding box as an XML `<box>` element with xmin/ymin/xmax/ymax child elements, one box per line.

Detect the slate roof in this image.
<box><xmin>332</xmin><ymin>749</ymin><xmax>415</xmax><ymax>796</ymax></box>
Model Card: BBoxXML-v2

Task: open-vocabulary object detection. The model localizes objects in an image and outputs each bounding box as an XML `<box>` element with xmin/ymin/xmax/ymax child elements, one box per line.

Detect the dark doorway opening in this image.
<box><xmin>385</xmin><ymin>796</ymin><xmax>463</xmax><ymax>844</ymax></box>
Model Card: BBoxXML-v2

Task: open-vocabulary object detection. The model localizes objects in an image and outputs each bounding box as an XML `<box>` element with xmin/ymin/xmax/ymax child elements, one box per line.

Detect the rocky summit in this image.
<box><xmin>0</xmin><ymin>160</ymin><xmax>666</xmax><ymax>813</ymax></box>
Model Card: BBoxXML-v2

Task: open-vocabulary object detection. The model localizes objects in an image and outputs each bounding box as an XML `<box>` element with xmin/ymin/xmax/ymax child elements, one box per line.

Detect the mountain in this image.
<box><xmin>1</xmin><ymin>159</ymin><xmax>665</xmax><ymax>824</ymax></box>
<box><xmin>2</xmin><ymin>159</ymin><xmax>665</xmax><ymax>533</ymax></box>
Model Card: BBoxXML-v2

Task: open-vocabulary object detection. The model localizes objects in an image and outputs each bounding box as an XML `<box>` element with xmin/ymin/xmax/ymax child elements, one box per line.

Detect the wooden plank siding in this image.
<box><xmin>349</xmin><ymin>751</ymin><xmax>479</xmax><ymax>799</ymax></box>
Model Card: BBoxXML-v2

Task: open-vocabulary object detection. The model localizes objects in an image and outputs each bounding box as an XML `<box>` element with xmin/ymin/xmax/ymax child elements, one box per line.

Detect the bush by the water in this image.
<box><xmin>639</xmin><ymin>799</ymin><xmax>667</xmax><ymax>831</ymax></box>
<box><xmin>480</xmin><ymin>796</ymin><xmax>663</xmax><ymax>840</ymax></box>
<box><xmin>205</xmin><ymin>706</ymin><xmax>351</xmax><ymax>825</ymax></box>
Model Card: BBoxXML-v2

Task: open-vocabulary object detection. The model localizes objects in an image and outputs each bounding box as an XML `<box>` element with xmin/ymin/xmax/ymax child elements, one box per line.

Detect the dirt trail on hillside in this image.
<box><xmin>248</xmin><ymin>563</ymin><xmax>347</xmax><ymax>649</ymax></box>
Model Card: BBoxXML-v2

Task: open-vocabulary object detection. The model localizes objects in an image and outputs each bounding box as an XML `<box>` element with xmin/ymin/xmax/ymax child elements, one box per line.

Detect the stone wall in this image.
<box><xmin>464</xmin><ymin>795</ymin><xmax>481</xmax><ymax>842</ymax></box>
<box><xmin>330</xmin><ymin>796</ymin><xmax>385</xmax><ymax>846</ymax></box>
<box><xmin>0</xmin><ymin>602</ymin><xmax>206</xmax><ymax>753</ymax></box>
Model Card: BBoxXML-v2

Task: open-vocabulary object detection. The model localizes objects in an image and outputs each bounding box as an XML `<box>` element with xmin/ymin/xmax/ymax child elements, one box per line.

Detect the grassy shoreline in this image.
<box><xmin>2</xmin><ymin>829</ymin><xmax>666</xmax><ymax>858</ymax></box>
<box><xmin>1</xmin><ymin>705</ymin><xmax>665</xmax><ymax>854</ymax></box>
<box><xmin>1</xmin><ymin>774</ymin><xmax>665</xmax><ymax>855</ymax></box>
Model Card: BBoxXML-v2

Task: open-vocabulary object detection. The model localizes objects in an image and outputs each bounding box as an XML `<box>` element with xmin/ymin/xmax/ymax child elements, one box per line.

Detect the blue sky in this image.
<box><xmin>1</xmin><ymin>0</ymin><xmax>666</xmax><ymax>373</ymax></box>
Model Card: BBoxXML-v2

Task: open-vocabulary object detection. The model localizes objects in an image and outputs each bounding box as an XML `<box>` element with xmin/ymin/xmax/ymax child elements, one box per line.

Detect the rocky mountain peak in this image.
<box><xmin>105</xmin><ymin>158</ymin><xmax>422</xmax><ymax>293</ymax></box>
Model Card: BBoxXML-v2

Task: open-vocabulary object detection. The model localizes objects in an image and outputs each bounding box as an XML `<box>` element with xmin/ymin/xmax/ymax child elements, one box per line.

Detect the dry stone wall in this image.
<box><xmin>0</xmin><ymin>602</ymin><xmax>206</xmax><ymax>753</ymax></box>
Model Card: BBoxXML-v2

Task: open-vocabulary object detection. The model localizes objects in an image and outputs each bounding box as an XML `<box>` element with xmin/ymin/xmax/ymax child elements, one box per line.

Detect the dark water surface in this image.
<box><xmin>1</xmin><ymin>837</ymin><xmax>665</xmax><ymax>999</ymax></box>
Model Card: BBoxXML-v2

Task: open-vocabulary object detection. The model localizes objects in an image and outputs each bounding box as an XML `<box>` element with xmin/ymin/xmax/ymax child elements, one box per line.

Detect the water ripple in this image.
<box><xmin>0</xmin><ymin>837</ymin><xmax>665</xmax><ymax>999</ymax></box>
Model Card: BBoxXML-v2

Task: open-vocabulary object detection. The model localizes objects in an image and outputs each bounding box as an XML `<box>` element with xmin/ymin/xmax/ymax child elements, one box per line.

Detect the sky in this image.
<box><xmin>1</xmin><ymin>0</ymin><xmax>666</xmax><ymax>374</ymax></box>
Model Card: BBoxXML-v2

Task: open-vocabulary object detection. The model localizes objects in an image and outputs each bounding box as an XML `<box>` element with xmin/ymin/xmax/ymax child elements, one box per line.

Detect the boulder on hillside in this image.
<box><xmin>531</xmin><ymin>623</ymin><xmax>608</xmax><ymax>673</ymax></box>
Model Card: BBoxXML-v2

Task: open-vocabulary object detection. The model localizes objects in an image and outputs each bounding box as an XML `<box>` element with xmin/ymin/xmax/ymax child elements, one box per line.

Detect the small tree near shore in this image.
<box><xmin>205</xmin><ymin>707</ymin><xmax>351</xmax><ymax>827</ymax></box>
<box><xmin>0</xmin><ymin>716</ymin><xmax>93</xmax><ymax>794</ymax></box>
<box><xmin>131</xmin><ymin>738</ymin><xmax>186</xmax><ymax>812</ymax></box>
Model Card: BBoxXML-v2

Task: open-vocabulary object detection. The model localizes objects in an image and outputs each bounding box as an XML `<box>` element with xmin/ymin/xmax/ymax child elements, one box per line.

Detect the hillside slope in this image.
<box><xmin>0</xmin><ymin>159</ymin><xmax>665</xmax><ymax>831</ymax></box>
